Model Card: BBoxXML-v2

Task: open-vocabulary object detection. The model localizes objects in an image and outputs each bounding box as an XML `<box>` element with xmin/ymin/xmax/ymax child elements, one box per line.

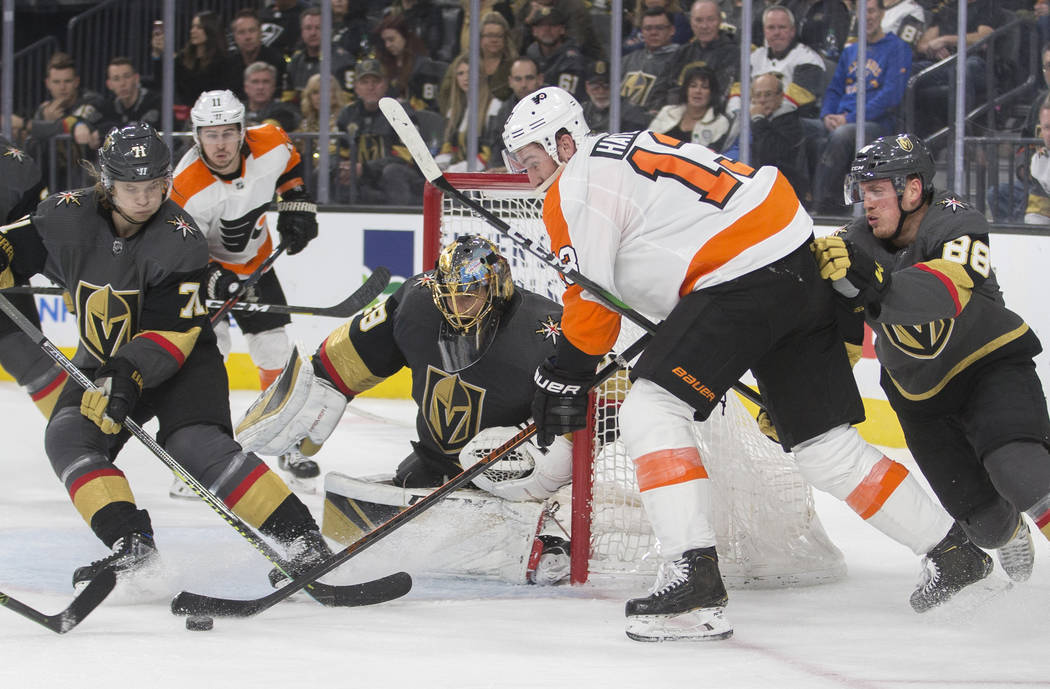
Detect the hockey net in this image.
<box><xmin>422</xmin><ymin>173</ymin><xmax>846</xmax><ymax>588</ymax></box>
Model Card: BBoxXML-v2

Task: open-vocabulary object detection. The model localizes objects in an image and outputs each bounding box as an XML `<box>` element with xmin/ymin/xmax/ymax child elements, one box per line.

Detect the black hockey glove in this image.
<box><xmin>276</xmin><ymin>200</ymin><xmax>318</xmax><ymax>255</ymax></box>
<box><xmin>0</xmin><ymin>233</ymin><xmax>13</xmax><ymax>289</ymax></box>
<box><xmin>80</xmin><ymin>357</ymin><xmax>142</xmax><ymax>435</ymax></box>
<box><xmin>532</xmin><ymin>357</ymin><xmax>594</xmax><ymax>448</ymax></box>
<box><xmin>205</xmin><ymin>262</ymin><xmax>241</xmax><ymax>301</ymax></box>
<box><xmin>811</xmin><ymin>236</ymin><xmax>891</xmax><ymax>305</ymax></box>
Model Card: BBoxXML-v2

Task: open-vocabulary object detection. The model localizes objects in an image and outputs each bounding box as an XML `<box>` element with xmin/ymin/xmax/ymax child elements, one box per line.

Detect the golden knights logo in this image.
<box><xmin>76</xmin><ymin>282</ymin><xmax>140</xmax><ymax>362</ymax></box>
<box><xmin>895</xmin><ymin>134</ymin><xmax>915</xmax><ymax>152</ymax></box>
<box><xmin>356</xmin><ymin>133</ymin><xmax>387</xmax><ymax>163</ymax></box>
<box><xmin>422</xmin><ymin>365</ymin><xmax>486</xmax><ymax>454</ymax></box>
<box><xmin>880</xmin><ymin>319</ymin><xmax>953</xmax><ymax>359</ymax></box>
<box><xmin>620</xmin><ymin>71</ymin><xmax>657</xmax><ymax>106</ymax></box>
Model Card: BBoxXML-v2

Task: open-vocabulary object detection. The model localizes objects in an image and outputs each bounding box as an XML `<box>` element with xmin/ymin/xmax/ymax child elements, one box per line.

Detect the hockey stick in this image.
<box><xmin>378</xmin><ymin>97</ymin><xmax>765</xmax><ymax>410</ymax></box>
<box><xmin>0</xmin><ymin>292</ymin><xmax>411</xmax><ymax>612</ymax></box>
<box><xmin>0</xmin><ymin>568</ymin><xmax>116</xmax><ymax>634</ymax></box>
<box><xmin>210</xmin><ymin>241</ymin><xmax>287</xmax><ymax>324</ymax></box>
<box><xmin>168</xmin><ymin>334</ymin><xmax>651</xmax><ymax>618</ymax></box>
<box><xmin>3</xmin><ymin>269</ymin><xmax>389</xmax><ymax>319</ymax></box>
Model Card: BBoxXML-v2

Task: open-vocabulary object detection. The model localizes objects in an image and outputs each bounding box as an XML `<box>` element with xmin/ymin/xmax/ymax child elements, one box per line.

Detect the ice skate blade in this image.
<box><xmin>922</xmin><ymin>576</ymin><xmax>1013</xmax><ymax>620</ymax></box>
<box><xmin>281</xmin><ymin>473</ymin><xmax>318</xmax><ymax>495</ymax></box>
<box><xmin>625</xmin><ymin>606</ymin><xmax>733</xmax><ymax>642</ymax></box>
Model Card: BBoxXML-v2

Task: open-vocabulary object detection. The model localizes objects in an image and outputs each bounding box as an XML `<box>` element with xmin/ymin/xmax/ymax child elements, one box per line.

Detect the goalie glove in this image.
<box><xmin>532</xmin><ymin>357</ymin><xmax>594</xmax><ymax>448</ymax></box>
<box><xmin>811</xmin><ymin>236</ymin><xmax>891</xmax><ymax>305</ymax></box>
<box><xmin>459</xmin><ymin>426</ymin><xmax>573</xmax><ymax>501</ymax></box>
<box><xmin>80</xmin><ymin>357</ymin><xmax>142</xmax><ymax>434</ymax></box>
<box><xmin>0</xmin><ymin>232</ymin><xmax>13</xmax><ymax>289</ymax></box>
<box><xmin>235</xmin><ymin>346</ymin><xmax>347</xmax><ymax>455</ymax></box>
<box><xmin>276</xmin><ymin>199</ymin><xmax>318</xmax><ymax>255</ymax></box>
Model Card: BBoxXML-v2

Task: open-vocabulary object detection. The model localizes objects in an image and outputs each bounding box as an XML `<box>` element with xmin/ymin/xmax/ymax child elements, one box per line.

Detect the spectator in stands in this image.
<box><xmin>336</xmin><ymin>59</ymin><xmax>424</xmax><ymax>206</ymax></box>
<box><xmin>374</xmin><ymin>14</ymin><xmax>448</xmax><ymax>113</ymax></box>
<box><xmin>436</xmin><ymin>55</ymin><xmax>506</xmax><ymax>171</ymax></box>
<box><xmin>744</xmin><ymin>71</ymin><xmax>810</xmax><ymax>202</ymax></box>
<box><xmin>1024</xmin><ymin>95</ymin><xmax>1050</xmax><ymax>224</ymax></box>
<box><xmin>582</xmin><ymin>60</ymin><xmax>652</xmax><ymax>133</ymax></box>
<box><xmin>244</xmin><ymin>62</ymin><xmax>301</xmax><ymax>133</ymax></box>
<box><xmin>666</xmin><ymin>0</ymin><xmax>740</xmax><ymax>103</ymax></box>
<box><xmin>621</xmin><ymin>8</ymin><xmax>680</xmax><ymax>115</ymax></box>
<box><xmin>623</xmin><ymin>0</ymin><xmax>693</xmax><ymax>54</ymax></box>
<box><xmin>731</xmin><ymin>5</ymin><xmax>825</xmax><ymax>119</ymax></box>
<box><xmin>649</xmin><ymin>65</ymin><xmax>732</xmax><ymax>150</ymax></box>
<box><xmin>812</xmin><ymin>0</ymin><xmax>911</xmax><ymax>215</ymax></box>
<box><xmin>385</xmin><ymin>0</ymin><xmax>449</xmax><ymax>63</ymax></box>
<box><xmin>284</xmin><ymin>7</ymin><xmax>356</xmax><ymax>104</ymax></box>
<box><xmin>297</xmin><ymin>74</ymin><xmax>352</xmax><ymax>202</ymax></box>
<box><xmin>799</xmin><ymin>0</ymin><xmax>854</xmax><ymax>64</ymax></box>
<box><xmin>439</xmin><ymin>12</ymin><xmax>517</xmax><ymax>127</ymax></box>
<box><xmin>99</xmin><ymin>57</ymin><xmax>162</xmax><ymax>135</ymax></box>
<box><xmin>223</xmin><ymin>9</ymin><xmax>288</xmax><ymax>101</ymax></box>
<box><xmin>175</xmin><ymin>10</ymin><xmax>229</xmax><ymax>106</ymax></box>
<box><xmin>516</xmin><ymin>0</ymin><xmax>604</xmax><ymax>60</ymax></box>
<box><xmin>333</xmin><ymin>0</ymin><xmax>372</xmax><ymax>60</ymax></box>
<box><xmin>143</xmin><ymin>19</ymin><xmax>166</xmax><ymax>91</ymax></box>
<box><xmin>485</xmin><ymin>56</ymin><xmax>544</xmax><ymax>169</ymax></box>
<box><xmin>260</xmin><ymin>0</ymin><xmax>311</xmax><ymax>59</ymax></box>
<box><xmin>881</xmin><ymin>0</ymin><xmax>926</xmax><ymax>50</ymax></box>
<box><xmin>523</xmin><ymin>5</ymin><xmax>589</xmax><ymax>102</ymax></box>
<box><xmin>300</xmin><ymin>73</ymin><xmax>352</xmax><ymax>135</ymax></box>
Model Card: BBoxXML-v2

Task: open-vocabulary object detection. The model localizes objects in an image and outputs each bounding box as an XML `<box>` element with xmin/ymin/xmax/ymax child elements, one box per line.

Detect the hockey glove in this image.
<box><xmin>532</xmin><ymin>357</ymin><xmax>594</xmax><ymax>448</ymax></box>
<box><xmin>276</xmin><ymin>200</ymin><xmax>318</xmax><ymax>255</ymax></box>
<box><xmin>204</xmin><ymin>262</ymin><xmax>242</xmax><ymax>301</ymax></box>
<box><xmin>755</xmin><ymin>409</ymin><xmax>780</xmax><ymax>444</ymax></box>
<box><xmin>80</xmin><ymin>357</ymin><xmax>143</xmax><ymax>434</ymax></box>
<box><xmin>0</xmin><ymin>233</ymin><xmax>13</xmax><ymax>289</ymax></box>
<box><xmin>811</xmin><ymin>236</ymin><xmax>891</xmax><ymax>304</ymax></box>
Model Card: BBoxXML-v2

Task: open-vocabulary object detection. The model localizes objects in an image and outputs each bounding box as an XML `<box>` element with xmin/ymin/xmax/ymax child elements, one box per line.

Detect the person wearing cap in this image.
<box><xmin>523</xmin><ymin>4</ymin><xmax>589</xmax><ymax>102</ymax></box>
<box><xmin>515</xmin><ymin>0</ymin><xmax>604</xmax><ymax>60</ymax></box>
<box><xmin>582</xmin><ymin>60</ymin><xmax>651</xmax><ymax>134</ymax></box>
<box><xmin>282</xmin><ymin>6</ymin><xmax>355</xmax><ymax>104</ymax></box>
<box><xmin>335</xmin><ymin>59</ymin><xmax>423</xmax><ymax>206</ymax></box>
<box><xmin>620</xmin><ymin>7</ymin><xmax>681</xmax><ymax>115</ymax></box>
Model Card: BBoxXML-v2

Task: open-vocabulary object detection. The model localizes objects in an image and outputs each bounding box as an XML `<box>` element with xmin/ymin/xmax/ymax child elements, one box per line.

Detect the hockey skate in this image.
<box><xmin>268</xmin><ymin>530</ymin><xmax>333</xmax><ymax>589</ymax></box>
<box><xmin>168</xmin><ymin>474</ymin><xmax>197</xmax><ymax>500</ymax></box>
<box><xmin>625</xmin><ymin>547</ymin><xmax>733</xmax><ymax>642</ymax></box>
<box><xmin>277</xmin><ymin>449</ymin><xmax>320</xmax><ymax>493</ymax></box>
<box><xmin>526</xmin><ymin>535</ymin><xmax>570</xmax><ymax>585</ymax></box>
<box><xmin>73</xmin><ymin>532</ymin><xmax>160</xmax><ymax>591</ymax></box>
<box><xmin>996</xmin><ymin>517</ymin><xmax>1034</xmax><ymax>583</ymax></box>
<box><xmin>910</xmin><ymin>524</ymin><xmax>994</xmax><ymax>613</ymax></box>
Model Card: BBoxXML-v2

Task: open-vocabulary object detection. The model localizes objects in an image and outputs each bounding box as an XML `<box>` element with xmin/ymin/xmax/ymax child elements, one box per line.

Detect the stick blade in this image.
<box><xmin>379</xmin><ymin>97</ymin><xmax>441</xmax><ymax>182</ymax></box>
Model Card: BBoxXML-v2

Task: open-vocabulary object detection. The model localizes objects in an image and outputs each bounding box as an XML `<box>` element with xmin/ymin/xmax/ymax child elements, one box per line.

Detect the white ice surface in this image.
<box><xmin>0</xmin><ymin>383</ymin><xmax>1046</xmax><ymax>689</ymax></box>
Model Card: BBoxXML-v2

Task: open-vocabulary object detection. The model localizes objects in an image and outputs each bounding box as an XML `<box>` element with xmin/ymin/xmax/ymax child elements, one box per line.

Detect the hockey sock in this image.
<box><xmin>259</xmin><ymin>494</ymin><xmax>321</xmax><ymax>545</ymax></box>
<box><xmin>88</xmin><ymin>502</ymin><xmax>154</xmax><ymax>548</ymax></box>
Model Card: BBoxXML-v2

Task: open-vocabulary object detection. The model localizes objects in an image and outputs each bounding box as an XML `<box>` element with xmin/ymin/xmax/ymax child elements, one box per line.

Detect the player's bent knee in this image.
<box><xmin>619</xmin><ymin>379</ymin><xmax>697</xmax><ymax>458</ymax></box>
<box><xmin>957</xmin><ymin>496</ymin><xmax>1020</xmax><ymax>548</ymax></box>
<box><xmin>245</xmin><ymin>327</ymin><xmax>292</xmax><ymax>371</ymax></box>
<box><xmin>791</xmin><ymin>424</ymin><xmax>882</xmax><ymax>499</ymax></box>
<box><xmin>165</xmin><ymin>423</ymin><xmax>244</xmax><ymax>483</ymax></box>
<box><xmin>44</xmin><ymin>406</ymin><xmax>111</xmax><ymax>471</ymax></box>
<box><xmin>984</xmin><ymin>440</ymin><xmax>1050</xmax><ymax>512</ymax></box>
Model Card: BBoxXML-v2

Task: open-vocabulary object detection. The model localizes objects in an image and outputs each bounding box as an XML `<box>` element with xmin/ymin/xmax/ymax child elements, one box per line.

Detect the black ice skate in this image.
<box><xmin>526</xmin><ymin>535</ymin><xmax>570</xmax><ymax>585</ymax></box>
<box><xmin>279</xmin><ymin>450</ymin><xmax>320</xmax><ymax>479</ymax></box>
<box><xmin>625</xmin><ymin>546</ymin><xmax>733</xmax><ymax>641</ymax></box>
<box><xmin>996</xmin><ymin>517</ymin><xmax>1034</xmax><ymax>583</ymax></box>
<box><xmin>910</xmin><ymin>524</ymin><xmax>994</xmax><ymax>613</ymax></box>
<box><xmin>268</xmin><ymin>530</ymin><xmax>333</xmax><ymax>588</ymax></box>
<box><xmin>72</xmin><ymin>532</ymin><xmax>159</xmax><ymax>590</ymax></box>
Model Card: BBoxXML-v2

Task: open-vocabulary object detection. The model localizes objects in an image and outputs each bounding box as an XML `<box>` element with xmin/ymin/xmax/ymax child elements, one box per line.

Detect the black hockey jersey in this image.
<box><xmin>313</xmin><ymin>274</ymin><xmax>563</xmax><ymax>459</ymax></box>
<box><xmin>840</xmin><ymin>192</ymin><xmax>1037</xmax><ymax>401</ymax></box>
<box><xmin>4</xmin><ymin>187</ymin><xmax>212</xmax><ymax>387</ymax></box>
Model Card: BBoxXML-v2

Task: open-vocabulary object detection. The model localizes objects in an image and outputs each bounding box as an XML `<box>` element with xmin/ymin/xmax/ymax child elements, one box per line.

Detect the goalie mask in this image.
<box><xmin>431</xmin><ymin>236</ymin><xmax>514</xmax><ymax>372</ymax></box>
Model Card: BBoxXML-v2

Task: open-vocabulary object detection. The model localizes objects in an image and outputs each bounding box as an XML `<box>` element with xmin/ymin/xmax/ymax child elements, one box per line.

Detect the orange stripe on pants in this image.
<box><xmin>845</xmin><ymin>457</ymin><xmax>909</xmax><ymax>520</ymax></box>
<box><xmin>634</xmin><ymin>447</ymin><xmax>708</xmax><ymax>492</ymax></box>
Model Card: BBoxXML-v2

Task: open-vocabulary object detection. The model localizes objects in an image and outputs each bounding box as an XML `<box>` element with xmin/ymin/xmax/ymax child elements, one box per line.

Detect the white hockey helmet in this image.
<box><xmin>501</xmin><ymin>86</ymin><xmax>588</xmax><ymax>171</ymax></box>
<box><xmin>190</xmin><ymin>89</ymin><xmax>246</xmax><ymax>151</ymax></box>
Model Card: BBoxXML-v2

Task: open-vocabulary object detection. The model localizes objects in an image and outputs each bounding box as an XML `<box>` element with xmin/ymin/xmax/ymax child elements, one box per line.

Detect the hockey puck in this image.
<box><xmin>185</xmin><ymin>615</ymin><xmax>214</xmax><ymax>631</ymax></box>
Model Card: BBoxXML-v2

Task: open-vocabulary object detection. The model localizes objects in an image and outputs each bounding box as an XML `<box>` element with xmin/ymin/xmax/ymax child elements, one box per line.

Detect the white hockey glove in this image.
<box><xmin>459</xmin><ymin>426</ymin><xmax>573</xmax><ymax>501</ymax></box>
<box><xmin>235</xmin><ymin>346</ymin><xmax>347</xmax><ymax>456</ymax></box>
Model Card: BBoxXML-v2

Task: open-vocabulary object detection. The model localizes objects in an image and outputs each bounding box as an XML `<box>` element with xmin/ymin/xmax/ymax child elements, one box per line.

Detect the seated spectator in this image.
<box><xmin>623</xmin><ymin>0</ymin><xmax>693</xmax><ymax>54</ymax></box>
<box><xmin>336</xmin><ymin>59</ymin><xmax>424</xmax><ymax>206</ymax></box>
<box><xmin>484</xmin><ymin>56</ymin><xmax>544</xmax><ymax>169</ymax></box>
<box><xmin>438</xmin><ymin>11</ymin><xmax>517</xmax><ymax>105</ymax></box>
<box><xmin>223</xmin><ymin>8</ymin><xmax>288</xmax><ymax>100</ymax></box>
<box><xmin>299</xmin><ymin>73</ymin><xmax>352</xmax><ymax>134</ymax></box>
<box><xmin>812</xmin><ymin>0</ymin><xmax>911</xmax><ymax>215</ymax></box>
<box><xmin>333</xmin><ymin>0</ymin><xmax>371</xmax><ymax>60</ymax></box>
<box><xmin>385</xmin><ymin>0</ymin><xmax>449</xmax><ymax>62</ymax></box>
<box><xmin>437</xmin><ymin>54</ymin><xmax>504</xmax><ymax>171</ymax></box>
<box><xmin>648</xmin><ymin>65</ymin><xmax>732</xmax><ymax>150</ymax></box>
<box><xmin>244</xmin><ymin>62</ymin><xmax>301</xmax><ymax>133</ymax></box>
<box><xmin>881</xmin><ymin>0</ymin><xmax>926</xmax><ymax>50</ymax></box>
<box><xmin>516</xmin><ymin>0</ymin><xmax>604</xmax><ymax>60</ymax></box>
<box><xmin>522</xmin><ymin>5</ymin><xmax>589</xmax><ymax>102</ymax></box>
<box><xmin>259</xmin><ymin>0</ymin><xmax>311</xmax><ymax>59</ymax></box>
<box><xmin>1025</xmin><ymin>95</ymin><xmax>1050</xmax><ymax>224</ymax></box>
<box><xmin>621</xmin><ymin>8</ymin><xmax>680</xmax><ymax>116</ymax></box>
<box><xmin>374</xmin><ymin>14</ymin><xmax>448</xmax><ymax>113</ymax></box>
<box><xmin>799</xmin><ymin>0</ymin><xmax>853</xmax><ymax>64</ymax></box>
<box><xmin>582</xmin><ymin>60</ymin><xmax>652</xmax><ymax>134</ymax></box>
<box><xmin>175</xmin><ymin>10</ymin><xmax>229</xmax><ymax>106</ymax></box>
<box><xmin>297</xmin><ymin>74</ymin><xmax>352</xmax><ymax>201</ymax></box>
<box><xmin>743</xmin><ymin>72</ymin><xmax>809</xmax><ymax>202</ymax></box>
<box><xmin>98</xmin><ymin>57</ymin><xmax>162</xmax><ymax>134</ymax></box>
<box><xmin>284</xmin><ymin>7</ymin><xmax>356</xmax><ymax>104</ymax></box>
<box><xmin>666</xmin><ymin>0</ymin><xmax>740</xmax><ymax>104</ymax></box>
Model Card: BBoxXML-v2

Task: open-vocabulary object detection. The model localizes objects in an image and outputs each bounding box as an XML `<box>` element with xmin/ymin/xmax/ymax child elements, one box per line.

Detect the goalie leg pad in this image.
<box><xmin>459</xmin><ymin>427</ymin><xmax>572</xmax><ymax>501</ymax></box>
<box><xmin>235</xmin><ymin>346</ymin><xmax>347</xmax><ymax>456</ymax></box>
<box><xmin>793</xmin><ymin>424</ymin><xmax>952</xmax><ymax>555</ymax></box>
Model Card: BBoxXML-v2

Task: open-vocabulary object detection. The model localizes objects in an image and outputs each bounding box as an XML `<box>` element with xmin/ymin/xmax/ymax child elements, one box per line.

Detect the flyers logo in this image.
<box><xmin>422</xmin><ymin>365</ymin><xmax>486</xmax><ymax>454</ymax></box>
<box><xmin>218</xmin><ymin>203</ymin><xmax>268</xmax><ymax>253</ymax></box>
<box><xmin>531</xmin><ymin>91</ymin><xmax>547</xmax><ymax>105</ymax></box>
<box><xmin>881</xmin><ymin>319</ymin><xmax>953</xmax><ymax>359</ymax></box>
<box><xmin>76</xmin><ymin>282</ymin><xmax>140</xmax><ymax>362</ymax></box>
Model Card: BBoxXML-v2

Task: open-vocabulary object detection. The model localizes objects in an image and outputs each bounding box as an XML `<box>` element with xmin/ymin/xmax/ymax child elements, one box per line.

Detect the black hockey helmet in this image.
<box><xmin>98</xmin><ymin>122</ymin><xmax>172</xmax><ymax>189</ymax></box>
<box><xmin>844</xmin><ymin>133</ymin><xmax>935</xmax><ymax>205</ymax></box>
<box><xmin>431</xmin><ymin>235</ymin><xmax>515</xmax><ymax>372</ymax></box>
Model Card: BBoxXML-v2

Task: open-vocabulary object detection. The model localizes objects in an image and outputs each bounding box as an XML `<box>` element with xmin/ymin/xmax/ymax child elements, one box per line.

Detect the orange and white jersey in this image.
<box><xmin>545</xmin><ymin>130</ymin><xmax>813</xmax><ymax>356</ymax></box>
<box><xmin>171</xmin><ymin>123</ymin><xmax>306</xmax><ymax>274</ymax></box>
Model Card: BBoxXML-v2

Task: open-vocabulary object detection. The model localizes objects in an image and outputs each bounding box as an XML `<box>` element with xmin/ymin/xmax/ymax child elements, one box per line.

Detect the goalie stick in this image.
<box><xmin>378</xmin><ymin>97</ymin><xmax>765</xmax><ymax>410</ymax></box>
<box><xmin>0</xmin><ymin>292</ymin><xmax>410</xmax><ymax>613</ymax></box>
<box><xmin>0</xmin><ymin>568</ymin><xmax>116</xmax><ymax>634</ymax></box>
<box><xmin>168</xmin><ymin>335</ymin><xmax>651</xmax><ymax>618</ymax></box>
<box><xmin>2</xmin><ymin>266</ymin><xmax>392</xmax><ymax>319</ymax></box>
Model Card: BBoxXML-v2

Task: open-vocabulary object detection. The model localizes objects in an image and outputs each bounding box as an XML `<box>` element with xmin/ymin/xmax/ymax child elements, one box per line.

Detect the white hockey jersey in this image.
<box><xmin>545</xmin><ymin>130</ymin><xmax>813</xmax><ymax>355</ymax></box>
<box><xmin>171</xmin><ymin>123</ymin><xmax>305</xmax><ymax>274</ymax></box>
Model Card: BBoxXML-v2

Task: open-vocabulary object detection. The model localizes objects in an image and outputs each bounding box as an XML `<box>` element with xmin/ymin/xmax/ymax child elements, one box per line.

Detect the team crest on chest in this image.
<box><xmin>881</xmin><ymin>319</ymin><xmax>954</xmax><ymax>359</ymax></box>
<box><xmin>56</xmin><ymin>190</ymin><xmax>82</xmax><ymax>207</ymax></box>
<box><xmin>76</xmin><ymin>282</ymin><xmax>140</xmax><ymax>362</ymax></box>
<box><xmin>535</xmin><ymin>315</ymin><xmax>562</xmax><ymax>342</ymax></box>
<box><xmin>938</xmin><ymin>197</ymin><xmax>967</xmax><ymax>213</ymax></box>
<box><xmin>3</xmin><ymin>146</ymin><xmax>26</xmax><ymax>162</ymax></box>
<box><xmin>422</xmin><ymin>365</ymin><xmax>485</xmax><ymax>455</ymax></box>
<box><xmin>167</xmin><ymin>214</ymin><xmax>199</xmax><ymax>239</ymax></box>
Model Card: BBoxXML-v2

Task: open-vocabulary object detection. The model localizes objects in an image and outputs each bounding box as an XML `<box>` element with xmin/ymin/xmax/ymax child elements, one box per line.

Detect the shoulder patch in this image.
<box><xmin>535</xmin><ymin>315</ymin><xmax>562</xmax><ymax>342</ymax></box>
<box><xmin>938</xmin><ymin>197</ymin><xmax>967</xmax><ymax>213</ymax></box>
<box><xmin>55</xmin><ymin>190</ymin><xmax>83</xmax><ymax>207</ymax></box>
<box><xmin>166</xmin><ymin>214</ymin><xmax>200</xmax><ymax>239</ymax></box>
<box><xmin>3</xmin><ymin>146</ymin><xmax>27</xmax><ymax>162</ymax></box>
<box><xmin>415</xmin><ymin>272</ymin><xmax>437</xmax><ymax>290</ymax></box>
